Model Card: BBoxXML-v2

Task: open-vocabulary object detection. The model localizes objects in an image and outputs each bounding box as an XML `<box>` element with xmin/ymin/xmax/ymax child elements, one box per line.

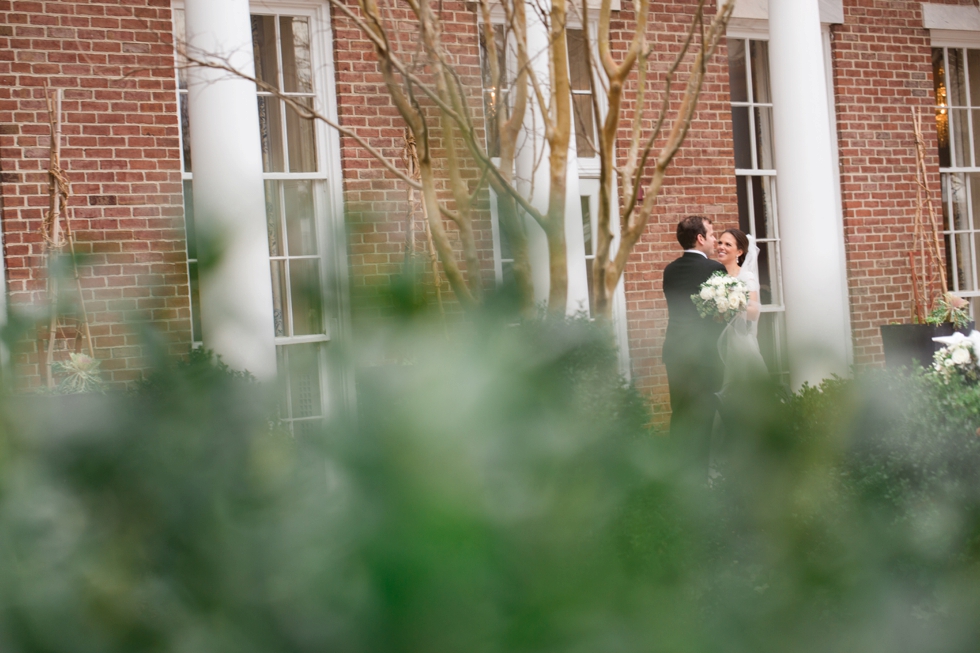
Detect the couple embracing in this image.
<box><xmin>662</xmin><ymin>215</ymin><xmax>767</xmax><ymax>470</ymax></box>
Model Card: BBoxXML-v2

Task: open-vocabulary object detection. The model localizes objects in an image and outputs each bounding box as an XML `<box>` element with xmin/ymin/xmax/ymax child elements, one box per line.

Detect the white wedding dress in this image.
<box><xmin>717</xmin><ymin>235</ymin><xmax>769</xmax><ymax>397</ymax></box>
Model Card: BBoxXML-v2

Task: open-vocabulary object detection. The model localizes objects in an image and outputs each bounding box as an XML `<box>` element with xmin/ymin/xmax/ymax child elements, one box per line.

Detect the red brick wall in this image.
<box><xmin>330</xmin><ymin>0</ymin><xmax>495</xmax><ymax>324</ymax></box>
<box><xmin>610</xmin><ymin>0</ymin><xmax>739</xmax><ymax>416</ymax></box>
<box><xmin>0</xmin><ymin>0</ymin><xmax>190</xmax><ymax>386</ymax></box>
<box><xmin>0</xmin><ymin>0</ymin><xmax>967</xmax><ymax>398</ymax></box>
<box><xmin>833</xmin><ymin>0</ymin><xmax>972</xmax><ymax>365</ymax></box>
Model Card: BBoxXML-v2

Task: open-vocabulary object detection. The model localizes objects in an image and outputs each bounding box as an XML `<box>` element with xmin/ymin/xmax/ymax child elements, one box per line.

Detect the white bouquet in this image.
<box><xmin>691</xmin><ymin>271</ymin><xmax>749</xmax><ymax>323</ymax></box>
<box><xmin>930</xmin><ymin>330</ymin><xmax>980</xmax><ymax>384</ymax></box>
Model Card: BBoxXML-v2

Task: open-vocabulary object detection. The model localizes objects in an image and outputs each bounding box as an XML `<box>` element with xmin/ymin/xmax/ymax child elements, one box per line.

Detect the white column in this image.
<box><xmin>184</xmin><ymin>0</ymin><xmax>277</xmax><ymax>379</ymax></box>
<box><xmin>768</xmin><ymin>0</ymin><xmax>851</xmax><ymax>388</ymax></box>
<box><xmin>514</xmin><ymin>0</ymin><xmax>589</xmax><ymax>314</ymax></box>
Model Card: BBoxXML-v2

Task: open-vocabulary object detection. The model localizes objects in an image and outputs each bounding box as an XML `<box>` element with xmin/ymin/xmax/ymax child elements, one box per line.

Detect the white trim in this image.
<box><xmin>823</xmin><ymin>22</ymin><xmax>853</xmax><ymax>368</ymax></box>
<box><xmin>930</xmin><ymin>29</ymin><xmax>980</xmax><ymax>49</ymax></box>
<box><xmin>727</xmin><ymin>18</ymin><xmax>768</xmax><ymax>40</ymax></box>
<box><xmin>922</xmin><ymin>4</ymin><xmax>980</xmax><ymax>32</ymax></box>
<box><xmin>730</xmin><ymin>0</ymin><xmax>844</xmax><ymax>27</ymax></box>
<box><xmin>732</xmin><ymin>0</ymin><xmax>767</xmax><ymax>21</ymax></box>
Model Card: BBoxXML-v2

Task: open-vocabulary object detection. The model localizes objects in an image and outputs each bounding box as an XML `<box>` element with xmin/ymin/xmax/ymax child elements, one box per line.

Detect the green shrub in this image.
<box><xmin>3</xmin><ymin>316</ymin><xmax>980</xmax><ymax>652</ymax></box>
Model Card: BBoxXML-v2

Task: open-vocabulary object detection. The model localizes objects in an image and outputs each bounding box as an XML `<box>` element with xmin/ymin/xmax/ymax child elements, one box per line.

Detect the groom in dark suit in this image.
<box><xmin>662</xmin><ymin>216</ymin><xmax>727</xmax><ymax>470</ymax></box>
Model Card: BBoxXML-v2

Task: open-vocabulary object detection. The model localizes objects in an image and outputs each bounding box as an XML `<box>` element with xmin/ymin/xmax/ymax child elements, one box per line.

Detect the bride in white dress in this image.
<box><xmin>715</xmin><ymin>229</ymin><xmax>768</xmax><ymax>396</ymax></box>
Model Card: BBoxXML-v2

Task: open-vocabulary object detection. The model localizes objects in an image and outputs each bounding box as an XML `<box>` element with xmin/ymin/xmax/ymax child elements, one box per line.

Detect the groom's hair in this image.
<box><xmin>676</xmin><ymin>215</ymin><xmax>711</xmax><ymax>249</ymax></box>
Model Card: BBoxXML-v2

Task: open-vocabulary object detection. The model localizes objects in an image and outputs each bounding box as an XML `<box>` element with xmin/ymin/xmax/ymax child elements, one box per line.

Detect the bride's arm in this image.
<box><xmin>747</xmin><ymin>291</ymin><xmax>761</xmax><ymax>321</ymax></box>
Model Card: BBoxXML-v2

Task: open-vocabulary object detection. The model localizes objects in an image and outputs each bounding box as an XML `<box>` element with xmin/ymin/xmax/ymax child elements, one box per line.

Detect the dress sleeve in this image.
<box><xmin>739</xmin><ymin>268</ymin><xmax>760</xmax><ymax>293</ymax></box>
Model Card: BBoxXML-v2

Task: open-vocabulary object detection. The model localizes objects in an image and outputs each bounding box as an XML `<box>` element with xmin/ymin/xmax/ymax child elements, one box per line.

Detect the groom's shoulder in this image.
<box><xmin>706</xmin><ymin>258</ymin><xmax>726</xmax><ymax>273</ymax></box>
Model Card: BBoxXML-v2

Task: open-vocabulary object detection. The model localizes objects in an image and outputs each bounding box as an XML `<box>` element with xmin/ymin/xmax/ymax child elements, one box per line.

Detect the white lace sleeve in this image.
<box><xmin>738</xmin><ymin>235</ymin><xmax>761</xmax><ymax>293</ymax></box>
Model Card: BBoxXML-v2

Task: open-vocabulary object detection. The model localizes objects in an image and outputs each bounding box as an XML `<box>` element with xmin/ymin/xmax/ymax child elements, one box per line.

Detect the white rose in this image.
<box><xmin>952</xmin><ymin>346</ymin><xmax>972</xmax><ymax>365</ymax></box>
<box><xmin>731</xmin><ymin>294</ymin><xmax>744</xmax><ymax>309</ymax></box>
<box><xmin>945</xmin><ymin>357</ymin><xmax>956</xmax><ymax>367</ymax></box>
<box><xmin>700</xmin><ymin>286</ymin><xmax>714</xmax><ymax>300</ymax></box>
<box><xmin>715</xmin><ymin>297</ymin><xmax>730</xmax><ymax>313</ymax></box>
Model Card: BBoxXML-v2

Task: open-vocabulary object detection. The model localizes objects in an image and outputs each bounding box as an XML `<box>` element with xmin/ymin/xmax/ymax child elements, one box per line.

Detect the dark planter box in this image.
<box><xmin>880</xmin><ymin>322</ymin><xmax>976</xmax><ymax>369</ymax></box>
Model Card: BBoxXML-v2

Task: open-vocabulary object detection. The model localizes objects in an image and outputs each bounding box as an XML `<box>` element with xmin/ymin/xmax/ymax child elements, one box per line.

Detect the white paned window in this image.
<box><xmin>175</xmin><ymin>5</ymin><xmax>339</xmax><ymax>435</ymax></box>
<box><xmin>480</xmin><ymin>23</ymin><xmax>507</xmax><ymax>159</ymax></box>
<box><xmin>173</xmin><ymin>9</ymin><xmax>202</xmax><ymax>344</ymax></box>
<box><xmin>933</xmin><ymin>46</ymin><xmax>980</xmax><ymax>317</ymax></box>
<box><xmin>567</xmin><ymin>28</ymin><xmax>597</xmax><ymax>160</ymax></box>
<box><xmin>580</xmin><ymin>184</ymin><xmax>598</xmax><ymax>315</ymax></box>
<box><xmin>727</xmin><ymin>37</ymin><xmax>787</xmax><ymax>380</ymax></box>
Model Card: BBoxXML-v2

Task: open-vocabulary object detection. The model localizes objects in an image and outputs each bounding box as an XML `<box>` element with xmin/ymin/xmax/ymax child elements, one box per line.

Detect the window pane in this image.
<box><xmin>502</xmin><ymin>261</ymin><xmax>515</xmax><ymax>288</ymax></box>
<box><xmin>271</xmin><ymin>260</ymin><xmax>289</xmax><ymax>336</ymax></box>
<box><xmin>586</xmin><ymin>264</ymin><xmax>595</xmax><ymax>317</ymax></box>
<box><xmin>280</xmin><ymin>16</ymin><xmax>313</xmax><ymax>94</ymax></box>
<box><xmin>581</xmin><ymin>195</ymin><xmax>593</xmax><ymax>257</ymax></box>
<box><xmin>757</xmin><ymin>311</ymin><xmax>788</xmax><ymax>380</ymax></box>
<box><xmin>499</xmin><ymin>210</ymin><xmax>513</xmax><ymax>260</ymax></box>
<box><xmin>759</xmin><ymin>241</ymin><xmax>779</xmax><ymax>306</ymax></box>
<box><xmin>180</xmin><ymin>93</ymin><xmax>191</xmax><ymax>172</ymax></box>
<box><xmin>480</xmin><ymin>24</ymin><xmax>506</xmax><ymax>158</ymax></box>
<box><xmin>572</xmin><ymin>94</ymin><xmax>596</xmax><ymax>158</ymax></box>
<box><xmin>182</xmin><ymin>180</ymin><xmax>196</xmax><ymax>260</ymax></box>
<box><xmin>284</xmin><ymin>180</ymin><xmax>317</xmax><ymax>256</ymax></box>
<box><xmin>264</xmin><ymin>180</ymin><xmax>283</xmax><ymax>256</ymax></box>
<box><xmin>731</xmin><ymin>105</ymin><xmax>752</xmax><ymax>169</ymax></box>
<box><xmin>945</xmin><ymin>234</ymin><xmax>955</xmax><ymax>289</ymax></box>
<box><xmin>567</xmin><ymin>29</ymin><xmax>591</xmax><ymax>92</ymax></box>
<box><xmin>279</xmin><ymin>343</ymin><xmax>323</xmax><ymax>420</ymax></box>
<box><xmin>949</xmin><ymin>48</ymin><xmax>966</xmax><ymax>106</ymax></box>
<box><xmin>754</xmin><ymin>106</ymin><xmax>775</xmax><ymax>169</ymax></box>
<box><xmin>934</xmin><ymin>48</ymin><xmax>947</xmax><ymax>108</ymax></box>
<box><xmin>735</xmin><ymin>175</ymin><xmax>751</xmax><ymax>233</ymax></box>
<box><xmin>953</xmin><ymin>108</ymin><xmax>971</xmax><ymax>167</ymax></box>
<box><xmin>258</xmin><ymin>95</ymin><xmax>284</xmax><ymax>172</ymax></box>
<box><xmin>971</xmin><ymin>173</ymin><xmax>980</xmax><ymax>229</ymax></box>
<box><xmin>481</xmin><ymin>24</ymin><xmax>507</xmax><ymax>90</ymax></box>
<box><xmin>957</xmin><ymin>232</ymin><xmax>975</xmax><ymax>291</ymax></box>
<box><xmin>969</xmin><ymin>50</ymin><xmax>980</xmax><ymax>106</ymax></box>
<box><xmin>749</xmin><ymin>40</ymin><xmax>770</xmax><ymax>103</ymax></box>
<box><xmin>727</xmin><ymin>39</ymin><xmax>748</xmax><ymax>103</ymax></box>
<box><xmin>972</xmin><ymin>109</ymin><xmax>980</xmax><ymax>167</ymax></box>
<box><xmin>936</xmin><ymin>49</ymin><xmax>951</xmax><ymax>167</ymax></box>
<box><xmin>938</xmin><ymin>107</ymin><xmax>951</xmax><ymax>168</ymax></box>
<box><xmin>751</xmin><ymin>175</ymin><xmax>777</xmax><ymax>241</ymax></box>
<box><xmin>950</xmin><ymin>173</ymin><xmax>968</xmax><ymax>230</ymax></box>
<box><xmin>289</xmin><ymin>259</ymin><xmax>323</xmax><ymax>336</ymax></box>
<box><xmin>286</xmin><ymin>98</ymin><xmax>317</xmax><ymax>172</ymax></box>
<box><xmin>188</xmin><ymin>261</ymin><xmax>202</xmax><ymax>342</ymax></box>
<box><xmin>252</xmin><ymin>15</ymin><xmax>280</xmax><ymax>90</ymax></box>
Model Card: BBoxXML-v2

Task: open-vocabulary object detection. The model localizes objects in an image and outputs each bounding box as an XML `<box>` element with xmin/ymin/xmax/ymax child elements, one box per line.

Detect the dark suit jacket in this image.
<box><xmin>661</xmin><ymin>252</ymin><xmax>727</xmax><ymax>374</ymax></box>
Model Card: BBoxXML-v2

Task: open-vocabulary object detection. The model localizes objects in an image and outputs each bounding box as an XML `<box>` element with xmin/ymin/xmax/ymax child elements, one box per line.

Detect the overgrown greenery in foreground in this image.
<box><xmin>1</xmin><ymin>313</ymin><xmax>980</xmax><ymax>652</ymax></box>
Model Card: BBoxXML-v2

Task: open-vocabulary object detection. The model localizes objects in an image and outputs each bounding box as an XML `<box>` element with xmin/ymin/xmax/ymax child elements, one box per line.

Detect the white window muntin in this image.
<box><xmin>933</xmin><ymin>40</ymin><xmax>980</xmax><ymax>315</ymax></box>
<box><xmin>728</xmin><ymin>36</ymin><xmax>783</xmax><ymax>312</ymax></box>
<box><xmin>172</xmin><ymin>0</ymin><xmax>347</xmax><ymax>432</ymax></box>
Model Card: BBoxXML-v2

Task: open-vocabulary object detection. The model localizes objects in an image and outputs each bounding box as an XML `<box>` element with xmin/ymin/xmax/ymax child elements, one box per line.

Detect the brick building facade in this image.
<box><xmin>1</xmin><ymin>0</ymin><xmax>978</xmax><ymax>420</ymax></box>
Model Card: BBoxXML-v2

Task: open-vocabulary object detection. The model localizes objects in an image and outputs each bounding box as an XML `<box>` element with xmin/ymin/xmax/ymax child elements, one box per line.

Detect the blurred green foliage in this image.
<box><xmin>1</xmin><ymin>310</ymin><xmax>980</xmax><ymax>652</ymax></box>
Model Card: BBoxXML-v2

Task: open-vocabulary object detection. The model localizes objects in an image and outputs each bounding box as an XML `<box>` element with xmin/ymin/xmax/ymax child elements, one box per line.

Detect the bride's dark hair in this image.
<box><xmin>722</xmin><ymin>228</ymin><xmax>749</xmax><ymax>266</ymax></box>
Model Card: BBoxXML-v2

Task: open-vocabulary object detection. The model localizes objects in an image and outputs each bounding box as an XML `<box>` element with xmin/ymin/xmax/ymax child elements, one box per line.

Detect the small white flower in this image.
<box><xmin>945</xmin><ymin>357</ymin><xmax>956</xmax><ymax>367</ymax></box>
<box><xmin>952</xmin><ymin>346</ymin><xmax>972</xmax><ymax>366</ymax></box>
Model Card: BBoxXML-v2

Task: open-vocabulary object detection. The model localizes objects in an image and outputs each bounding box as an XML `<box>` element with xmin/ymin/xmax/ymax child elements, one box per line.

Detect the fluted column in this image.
<box><xmin>183</xmin><ymin>0</ymin><xmax>277</xmax><ymax>378</ymax></box>
<box><xmin>768</xmin><ymin>0</ymin><xmax>851</xmax><ymax>388</ymax></box>
<box><xmin>514</xmin><ymin>0</ymin><xmax>589</xmax><ymax>314</ymax></box>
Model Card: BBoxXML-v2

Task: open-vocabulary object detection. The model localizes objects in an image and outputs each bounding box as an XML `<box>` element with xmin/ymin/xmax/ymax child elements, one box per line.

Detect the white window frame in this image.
<box><xmin>479</xmin><ymin>11</ymin><xmax>631</xmax><ymax>377</ymax></box>
<box><xmin>171</xmin><ymin>0</ymin><xmax>352</xmax><ymax>427</ymax></box>
<box><xmin>931</xmin><ymin>29</ymin><xmax>980</xmax><ymax>318</ymax></box>
<box><xmin>725</xmin><ymin>25</ymin><xmax>790</xmax><ymax>379</ymax></box>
